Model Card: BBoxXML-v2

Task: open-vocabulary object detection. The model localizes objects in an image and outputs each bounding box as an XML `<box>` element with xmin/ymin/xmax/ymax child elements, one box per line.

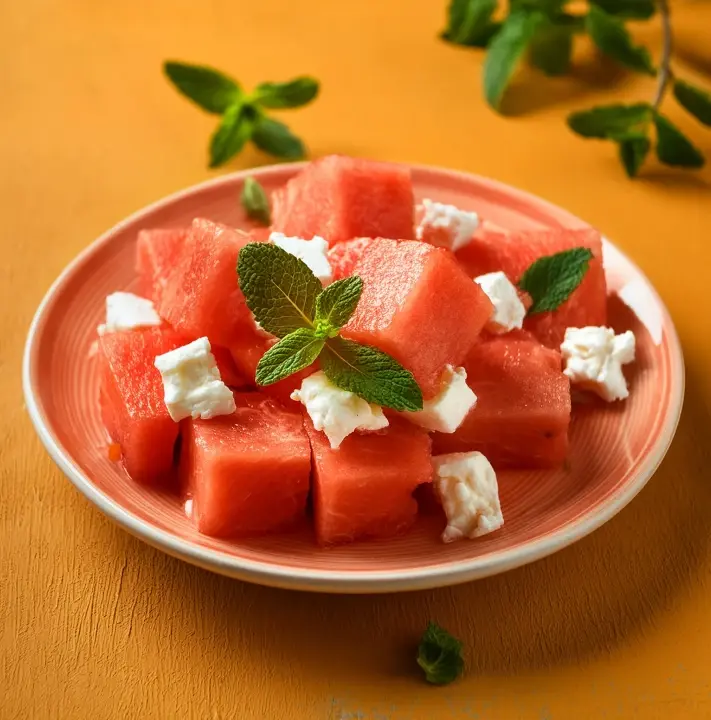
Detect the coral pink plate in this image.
<box><xmin>23</xmin><ymin>163</ymin><xmax>684</xmax><ymax>593</ymax></box>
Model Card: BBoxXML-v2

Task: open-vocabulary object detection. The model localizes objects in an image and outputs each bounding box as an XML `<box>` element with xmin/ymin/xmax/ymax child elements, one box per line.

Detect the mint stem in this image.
<box><xmin>653</xmin><ymin>0</ymin><xmax>672</xmax><ymax>110</ymax></box>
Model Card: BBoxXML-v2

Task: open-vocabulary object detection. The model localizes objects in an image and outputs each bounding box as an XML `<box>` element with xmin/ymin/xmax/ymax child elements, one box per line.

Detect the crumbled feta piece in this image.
<box><xmin>401</xmin><ymin>365</ymin><xmax>476</xmax><ymax>433</ymax></box>
<box><xmin>291</xmin><ymin>371</ymin><xmax>389</xmax><ymax>449</ymax></box>
<box><xmin>432</xmin><ymin>451</ymin><xmax>504</xmax><ymax>543</ymax></box>
<box><xmin>474</xmin><ymin>271</ymin><xmax>526</xmax><ymax>334</ymax></box>
<box><xmin>98</xmin><ymin>292</ymin><xmax>160</xmax><ymax>335</ymax></box>
<box><xmin>416</xmin><ymin>199</ymin><xmax>479</xmax><ymax>252</ymax></box>
<box><xmin>269</xmin><ymin>232</ymin><xmax>333</xmax><ymax>285</ymax></box>
<box><xmin>561</xmin><ymin>326</ymin><xmax>636</xmax><ymax>402</ymax></box>
<box><xmin>154</xmin><ymin>337</ymin><xmax>236</xmax><ymax>422</ymax></box>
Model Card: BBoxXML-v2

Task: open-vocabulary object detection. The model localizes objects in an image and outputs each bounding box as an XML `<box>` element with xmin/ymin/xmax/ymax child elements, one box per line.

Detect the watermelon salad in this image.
<box><xmin>95</xmin><ymin>155</ymin><xmax>637</xmax><ymax>547</ymax></box>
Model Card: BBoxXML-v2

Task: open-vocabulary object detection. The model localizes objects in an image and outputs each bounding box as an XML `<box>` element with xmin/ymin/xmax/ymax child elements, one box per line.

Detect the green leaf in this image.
<box><xmin>442</xmin><ymin>0</ymin><xmax>499</xmax><ymax>47</ymax></box>
<box><xmin>589</xmin><ymin>0</ymin><xmax>656</xmax><ymax>20</ymax></box>
<box><xmin>483</xmin><ymin>9</ymin><xmax>544</xmax><ymax>110</ymax></box>
<box><xmin>585</xmin><ymin>6</ymin><xmax>656</xmax><ymax>76</ymax></box>
<box><xmin>530</xmin><ymin>21</ymin><xmax>574</xmax><ymax>76</ymax></box>
<box><xmin>567</xmin><ymin>103</ymin><xmax>652</xmax><ymax>138</ymax></box>
<box><xmin>240</xmin><ymin>177</ymin><xmax>271</xmax><ymax>225</ymax></box>
<box><xmin>252</xmin><ymin>77</ymin><xmax>320</xmax><ymax>109</ymax></box>
<box><xmin>417</xmin><ymin>623</ymin><xmax>464</xmax><ymax>686</ymax></box>
<box><xmin>519</xmin><ymin>247</ymin><xmax>594</xmax><ymax>314</ymax></box>
<box><xmin>255</xmin><ymin>328</ymin><xmax>324</xmax><ymax>386</ymax></box>
<box><xmin>314</xmin><ymin>277</ymin><xmax>363</xmax><ymax>333</ymax></box>
<box><xmin>320</xmin><ymin>337</ymin><xmax>423</xmax><ymax>412</ymax></box>
<box><xmin>653</xmin><ymin>114</ymin><xmax>706</xmax><ymax>169</ymax></box>
<box><xmin>617</xmin><ymin>133</ymin><xmax>651</xmax><ymax>177</ymax></box>
<box><xmin>209</xmin><ymin>104</ymin><xmax>254</xmax><ymax>168</ymax></box>
<box><xmin>673</xmin><ymin>79</ymin><xmax>711</xmax><ymax>127</ymax></box>
<box><xmin>237</xmin><ymin>243</ymin><xmax>322</xmax><ymax>338</ymax></box>
<box><xmin>164</xmin><ymin>61</ymin><xmax>242</xmax><ymax>114</ymax></box>
<box><xmin>252</xmin><ymin>116</ymin><xmax>305</xmax><ymax>159</ymax></box>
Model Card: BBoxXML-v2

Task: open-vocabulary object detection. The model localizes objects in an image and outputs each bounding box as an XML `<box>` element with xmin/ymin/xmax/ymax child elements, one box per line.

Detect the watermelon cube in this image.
<box><xmin>135</xmin><ymin>228</ymin><xmax>188</xmax><ymax>304</ymax></box>
<box><xmin>432</xmin><ymin>332</ymin><xmax>571</xmax><ymax>468</ymax></box>
<box><xmin>305</xmin><ymin>416</ymin><xmax>432</xmax><ymax>546</ymax></box>
<box><xmin>181</xmin><ymin>392</ymin><xmax>311</xmax><ymax>538</ymax></box>
<box><xmin>456</xmin><ymin>227</ymin><xmax>607</xmax><ymax>348</ymax></box>
<box><xmin>158</xmin><ymin>218</ymin><xmax>255</xmax><ymax>348</ymax></box>
<box><xmin>328</xmin><ymin>237</ymin><xmax>377</xmax><ymax>281</ymax></box>
<box><xmin>341</xmin><ymin>238</ymin><xmax>493</xmax><ymax>397</ymax></box>
<box><xmin>271</xmin><ymin>156</ymin><xmax>415</xmax><ymax>246</ymax></box>
<box><xmin>99</xmin><ymin>327</ymin><xmax>185</xmax><ymax>484</ymax></box>
<box><xmin>211</xmin><ymin>345</ymin><xmax>246</xmax><ymax>388</ymax></box>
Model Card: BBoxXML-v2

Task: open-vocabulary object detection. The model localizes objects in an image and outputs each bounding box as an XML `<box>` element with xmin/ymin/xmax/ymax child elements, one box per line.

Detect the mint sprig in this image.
<box><xmin>417</xmin><ymin>622</ymin><xmax>464</xmax><ymax>686</ymax></box>
<box><xmin>241</xmin><ymin>177</ymin><xmax>271</xmax><ymax>225</ymax></box>
<box><xmin>163</xmin><ymin>61</ymin><xmax>319</xmax><ymax>168</ymax></box>
<box><xmin>237</xmin><ymin>243</ymin><xmax>423</xmax><ymax>411</ymax></box>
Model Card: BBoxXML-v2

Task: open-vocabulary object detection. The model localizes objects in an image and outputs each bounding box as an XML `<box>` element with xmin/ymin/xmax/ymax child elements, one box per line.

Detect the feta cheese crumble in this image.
<box><xmin>291</xmin><ymin>371</ymin><xmax>389</xmax><ymax>449</ymax></box>
<box><xmin>416</xmin><ymin>199</ymin><xmax>479</xmax><ymax>252</ymax></box>
<box><xmin>560</xmin><ymin>326</ymin><xmax>636</xmax><ymax>402</ymax></box>
<box><xmin>401</xmin><ymin>365</ymin><xmax>476</xmax><ymax>433</ymax></box>
<box><xmin>432</xmin><ymin>451</ymin><xmax>504</xmax><ymax>543</ymax></box>
<box><xmin>269</xmin><ymin>232</ymin><xmax>333</xmax><ymax>285</ymax></box>
<box><xmin>474</xmin><ymin>271</ymin><xmax>526</xmax><ymax>334</ymax></box>
<box><xmin>97</xmin><ymin>292</ymin><xmax>161</xmax><ymax>335</ymax></box>
<box><xmin>154</xmin><ymin>337</ymin><xmax>236</xmax><ymax>422</ymax></box>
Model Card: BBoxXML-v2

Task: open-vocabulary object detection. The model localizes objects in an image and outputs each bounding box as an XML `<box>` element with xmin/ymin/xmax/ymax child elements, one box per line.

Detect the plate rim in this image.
<box><xmin>22</xmin><ymin>161</ymin><xmax>686</xmax><ymax>593</ymax></box>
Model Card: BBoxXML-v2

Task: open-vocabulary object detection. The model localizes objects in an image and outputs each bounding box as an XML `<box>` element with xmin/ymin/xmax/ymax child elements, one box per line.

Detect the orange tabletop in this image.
<box><xmin>2</xmin><ymin>1</ymin><xmax>711</xmax><ymax>718</ymax></box>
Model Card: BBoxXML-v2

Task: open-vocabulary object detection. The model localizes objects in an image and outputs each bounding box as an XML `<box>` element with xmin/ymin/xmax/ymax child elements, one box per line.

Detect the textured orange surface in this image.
<box><xmin>2</xmin><ymin>1</ymin><xmax>711</xmax><ymax>718</ymax></box>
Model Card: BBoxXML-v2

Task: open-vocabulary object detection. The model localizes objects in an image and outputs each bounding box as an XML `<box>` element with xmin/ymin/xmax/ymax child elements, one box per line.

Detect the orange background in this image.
<box><xmin>2</xmin><ymin>1</ymin><xmax>711</xmax><ymax>718</ymax></box>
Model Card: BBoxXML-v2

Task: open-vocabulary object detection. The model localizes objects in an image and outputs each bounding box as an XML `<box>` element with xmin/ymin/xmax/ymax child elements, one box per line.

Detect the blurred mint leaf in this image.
<box><xmin>530</xmin><ymin>20</ymin><xmax>574</xmax><ymax>76</ymax></box>
<box><xmin>653</xmin><ymin>114</ymin><xmax>705</xmax><ymax>169</ymax></box>
<box><xmin>589</xmin><ymin>0</ymin><xmax>656</xmax><ymax>20</ymax></box>
<box><xmin>252</xmin><ymin>116</ymin><xmax>305</xmax><ymax>159</ymax></box>
<box><xmin>209</xmin><ymin>104</ymin><xmax>255</xmax><ymax>168</ymax></box>
<box><xmin>417</xmin><ymin>623</ymin><xmax>464</xmax><ymax>686</ymax></box>
<box><xmin>567</xmin><ymin>103</ymin><xmax>652</xmax><ymax>138</ymax></box>
<box><xmin>255</xmin><ymin>328</ymin><xmax>324</xmax><ymax>385</ymax></box>
<box><xmin>164</xmin><ymin>61</ymin><xmax>242</xmax><ymax>114</ymax></box>
<box><xmin>314</xmin><ymin>277</ymin><xmax>363</xmax><ymax>332</ymax></box>
<box><xmin>586</xmin><ymin>6</ymin><xmax>656</xmax><ymax>76</ymax></box>
<box><xmin>442</xmin><ymin>0</ymin><xmax>499</xmax><ymax>47</ymax></box>
<box><xmin>252</xmin><ymin>77</ymin><xmax>320</xmax><ymax>109</ymax></box>
<box><xmin>617</xmin><ymin>133</ymin><xmax>651</xmax><ymax>177</ymax></box>
<box><xmin>241</xmin><ymin>177</ymin><xmax>271</xmax><ymax>225</ymax></box>
<box><xmin>673</xmin><ymin>79</ymin><xmax>711</xmax><ymax>127</ymax></box>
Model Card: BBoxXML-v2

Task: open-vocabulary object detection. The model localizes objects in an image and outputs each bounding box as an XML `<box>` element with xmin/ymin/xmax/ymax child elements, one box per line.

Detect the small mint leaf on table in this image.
<box><xmin>519</xmin><ymin>247</ymin><xmax>594</xmax><ymax>314</ymax></box>
<box><xmin>616</xmin><ymin>133</ymin><xmax>651</xmax><ymax>178</ymax></box>
<box><xmin>442</xmin><ymin>0</ymin><xmax>499</xmax><ymax>48</ymax></box>
<box><xmin>567</xmin><ymin>103</ymin><xmax>652</xmax><ymax>139</ymax></box>
<box><xmin>237</xmin><ymin>243</ymin><xmax>322</xmax><ymax>338</ymax></box>
<box><xmin>529</xmin><ymin>20</ymin><xmax>574</xmax><ymax>77</ymax></box>
<box><xmin>653</xmin><ymin>114</ymin><xmax>706</xmax><ymax>169</ymax></box>
<box><xmin>585</xmin><ymin>6</ymin><xmax>656</xmax><ymax>76</ymax></box>
<box><xmin>320</xmin><ymin>337</ymin><xmax>423</xmax><ymax>412</ymax></box>
<box><xmin>417</xmin><ymin>622</ymin><xmax>464</xmax><ymax>686</ymax></box>
<box><xmin>255</xmin><ymin>329</ymin><xmax>325</xmax><ymax>385</ymax></box>
<box><xmin>314</xmin><ymin>277</ymin><xmax>363</xmax><ymax>333</ymax></box>
<box><xmin>252</xmin><ymin>116</ymin><xmax>305</xmax><ymax>160</ymax></box>
<box><xmin>209</xmin><ymin>104</ymin><xmax>255</xmax><ymax>168</ymax></box>
<box><xmin>589</xmin><ymin>0</ymin><xmax>656</xmax><ymax>20</ymax></box>
<box><xmin>163</xmin><ymin>61</ymin><xmax>242</xmax><ymax>114</ymax></box>
<box><xmin>241</xmin><ymin>177</ymin><xmax>271</xmax><ymax>225</ymax></box>
<box><xmin>673</xmin><ymin>79</ymin><xmax>711</xmax><ymax>128</ymax></box>
<box><xmin>252</xmin><ymin>77</ymin><xmax>320</xmax><ymax>109</ymax></box>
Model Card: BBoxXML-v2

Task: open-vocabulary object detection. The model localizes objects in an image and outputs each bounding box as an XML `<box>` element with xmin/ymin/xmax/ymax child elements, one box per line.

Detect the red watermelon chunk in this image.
<box><xmin>211</xmin><ymin>345</ymin><xmax>247</xmax><ymax>388</ymax></box>
<box><xmin>181</xmin><ymin>392</ymin><xmax>311</xmax><ymax>538</ymax></box>
<box><xmin>341</xmin><ymin>238</ymin><xmax>493</xmax><ymax>397</ymax></box>
<box><xmin>271</xmin><ymin>156</ymin><xmax>415</xmax><ymax>246</ymax></box>
<box><xmin>432</xmin><ymin>332</ymin><xmax>571</xmax><ymax>468</ymax></box>
<box><xmin>135</xmin><ymin>228</ymin><xmax>188</xmax><ymax>304</ymax></box>
<box><xmin>328</xmin><ymin>237</ymin><xmax>377</xmax><ymax>280</ymax></box>
<box><xmin>99</xmin><ymin>327</ymin><xmax>185</xmax><ymax>484</ymax></box>
<box><xmin>456</xmin><ymin>227</ymin><xmax>607</xmax><ymax>348</ymax></box>
<box><xmin>158</xmin><ymin>218</ymin><xmax>256</xmax><ymax>348</ymax></box>
<box><xmin>305</xmin><ymin>416</ymin><xmax>432</xmax><ymax>546</ymax></box>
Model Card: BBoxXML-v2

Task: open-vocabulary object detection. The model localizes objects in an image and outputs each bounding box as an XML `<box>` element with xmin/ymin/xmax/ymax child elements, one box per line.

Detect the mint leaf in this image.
<box><xmin>241</xmin><ymin>177</ymin><xmax>271</xmax><ymax>225</ymax></box>
<box><xmin>585</xmin><ymin>6</ymin><xmax>656</xmax><ymax>76</ymax></box>
<box><xmin>164</xmin><ymin>61</ymin><xmax>242</xmax><ymax>114</ymax></box>
<box><xmin>673</xmin><ymin>79</ymin><xmax>711</xmax><ymax>127</ymax></box>
<box><xmin>237</xmin><ymin>243</ymin><xmax>322</xmax><ymax>338</ymax></box>
<box><xmin>484</xmin><ymin>10</ymin><xmax>544</xmax><ymax>110</ymax></box>
<box><xmin>589</xmin><ymin>0</ymin><xmax>656</xmax><ymax>20</ymax></box>
<box><xmin>314</xmin><ymin>277</ymin><xmax>363</xmax><ymax>333</ymax></box>
<box><xmin>519</xmin><ymin>247</ymin><xmax>594</xmax><ymax>314</ymax></box>
<box><xmin>252</xmin><ymin>77</ymin><xmax>319</xmax><ymax>109</ymax></box>
<box><xmin>321</xmin><ymin>337</ymin><xmax>423</xmax><ymax>412</ymax></box>
<box><xmin>252</xmin><ymin>117</ymin><xmax>305</xmax><ymax>160</ymax></box>
<box><xmin>209</xmin><ymin>104</ymin><xmax>255</xmax><ymax>168</ymax></box>
<box><xmin>653</xmin><ymin>114</ymin><xmax>705</xmax><ymax>169</ymax></box>
<box><xmin>530</xmin><ymin>21</ymin><xmax>574</xmax><ymax>76</ymax></box>
<box><xmin>417</xmin><ymin>623</ymin><xmax>464</xmax><ymax>686</ymax></box>
<box><xmin>255</xmin><ymin>328</ymin><xmax>324</xmax><ymax>385</ymax></box>
<box><xmin>617</xmin><ymin>133</ymin><xmax>651</xmax><ymax>177</ymax></box>
<box><xmin>442</xmin><ymin>0</ymin><xmax>499</xmax><ymax>47</ymax></box>
<box><xmin>567</xmin><ymin>103</ymin><xmax>652</xmax><ymax>138</ymax></box>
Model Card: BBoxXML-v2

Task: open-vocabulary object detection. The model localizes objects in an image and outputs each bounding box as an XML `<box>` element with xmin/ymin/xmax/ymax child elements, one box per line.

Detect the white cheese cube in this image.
<box><xmin>401</xmin><ymin>365</ymin><xmax>476</xmax><ymax>433</ymax></box>
<box><xmin>474</xmin><ymin>271</ymin><xmax>526</xmax><ymax>334</ymax></box>
<box><xmin>98</xmin><ymin>292</ymin><xmax>161</xmax><ymax>335</ymax></box>
<box><xmin>416</xmin><ymin>199</ymin><xmax>479</xmax><ymax>252</ymax></box>
<box><xmin>432</xmin><ymin>451</ymin><xmax>504</xmax><ymax>543</ymax></box>
<box><xmin>154</xmin><ymin>337</ymin><xmax>236</xmax><ymax>422</ymax></box>
<box><xmin>291</xmin><ymin>371</ymin><xmax>389</xmax><ymax>449</ymax></box>
<box><xmin>269</xmin><ymin>232</ymin><xmax>333</xmax><ymax>285</ymax></box>
<box><xmin>561</xmin><ymin>327</ymin><xmax>636</xmax><ymax>402</ymax></box>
